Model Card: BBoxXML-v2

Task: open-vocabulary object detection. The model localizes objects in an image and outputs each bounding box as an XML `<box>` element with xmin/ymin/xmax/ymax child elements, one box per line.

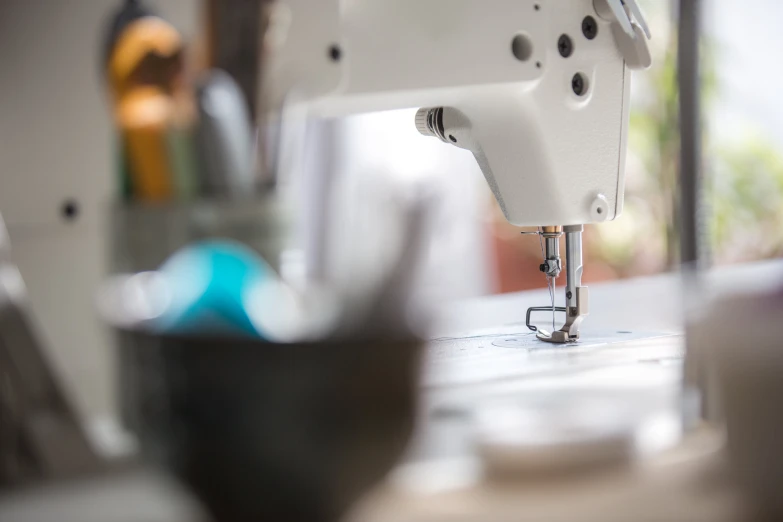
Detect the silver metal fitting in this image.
<box><xmin>541</xmin><ymin>233</ymin><xmax>562</xmax><ymax>278</ymax></box>
<box><xmin>414</xmin><ymin>107</ymin><xmax>448</xmax><ymax>142</ymax></box>
<box><xmin>527</xmin><ymin>225</ymin><xmax>589</xmax><ymax>344</ymax></box>
<box><xmin>540</xmin><ymin>258</ymin><xmax>561</xmax><ymax>278</ymax></box>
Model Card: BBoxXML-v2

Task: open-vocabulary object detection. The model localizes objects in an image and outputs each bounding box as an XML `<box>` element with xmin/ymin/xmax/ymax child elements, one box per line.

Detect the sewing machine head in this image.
<box><xmin>261</xmin><ymin>0</ymin><xmax>651</xmax><ymax>341</ymax></box>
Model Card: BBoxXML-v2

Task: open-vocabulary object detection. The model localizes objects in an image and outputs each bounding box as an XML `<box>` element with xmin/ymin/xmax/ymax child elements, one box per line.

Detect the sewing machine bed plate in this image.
<box><xmin>407</xmin><ymin>328</ymin><xmax>685</xmax><ymax>464</ymax></box>
<box><xmin>423</xmin><ymin>325</ymin><xmax>681</xmax><ymax>388</ymax></box>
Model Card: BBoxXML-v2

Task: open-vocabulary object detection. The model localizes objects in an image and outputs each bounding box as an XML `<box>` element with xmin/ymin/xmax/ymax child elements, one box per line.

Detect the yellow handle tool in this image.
<box><xmin>118</xmin><ymin>86</ymin><xmax>175</xmax><ymax>201</ymax></box>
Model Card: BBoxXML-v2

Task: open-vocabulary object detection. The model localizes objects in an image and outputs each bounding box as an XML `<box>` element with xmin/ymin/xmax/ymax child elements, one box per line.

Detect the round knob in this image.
<box><xmin>414</xmin><ymin>108</ymin><xmax>433</xmax><ymax>136</ymax></box>
<box><xmin>414</xmin><ymin>107</ymin><xmax>446</xmax><ymax>141</ymax></box>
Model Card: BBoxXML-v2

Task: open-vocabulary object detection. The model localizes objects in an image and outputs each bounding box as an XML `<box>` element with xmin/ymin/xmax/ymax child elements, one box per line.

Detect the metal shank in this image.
<box><xmin>537</xmin><ymin>225</ymin><xmax>589</xmax><ymax>344</ymax></box>
<box><xmin>541</xmin><ymin>231</ymin><xmax>562</xmax><ymax>278</ymax></box>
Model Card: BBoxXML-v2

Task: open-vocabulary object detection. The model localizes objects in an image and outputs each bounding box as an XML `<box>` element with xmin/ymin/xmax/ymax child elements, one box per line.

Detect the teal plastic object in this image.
<box><xmin>152</xmin><ymin>240</ymin><xmax>270</xmax><ymax>338</ymax></box>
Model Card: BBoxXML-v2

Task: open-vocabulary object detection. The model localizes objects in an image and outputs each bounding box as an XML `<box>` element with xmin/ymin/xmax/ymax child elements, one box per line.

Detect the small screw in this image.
<box><xmin>539</xmin><ymin>263</ymin><xmax>548</xmax><ymax>273</ymax></box>
<box><xmin>582</xmin><ymin>16</ymin><xmax>598</xmax><ymax>40</ymax></box>
<box><xmin>572</xmin><ymin>73</ymin><xmax>586</xmax><ymax>96</ymax></box>
<box><xmin>536</xmin><ymin>61</ymin><xmax>542</xmax><ymax>68</ymax></box>
<box><xmin>558</xmin><ymin>34</ymin><xmax>573</xmax><ymax>58</ymax></box>
<box><xmin>566</xmin><ymin>291</ymin><xmax>573</xmax><ymax>300</ymax></box>
<box><xmin>61</xmin><ymin>199</ymin><xmax>79</xmax><ymax>222</ymax></box>
<box><xmin>328</xmin><ymin>44</ymin><xmax>342</xmax><ymax>62</ymax></box>
<box><xmin>534</xmin><ymin>4</ymin><xmax>540</xmax><ymax>11</ymax></box>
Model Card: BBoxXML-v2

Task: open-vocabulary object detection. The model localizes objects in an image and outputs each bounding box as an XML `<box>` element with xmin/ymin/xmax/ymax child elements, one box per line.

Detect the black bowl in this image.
<box><xmin>117</xmin><ymin>331</ymin><xmax>422</xmax><ymax>522</ymax></box>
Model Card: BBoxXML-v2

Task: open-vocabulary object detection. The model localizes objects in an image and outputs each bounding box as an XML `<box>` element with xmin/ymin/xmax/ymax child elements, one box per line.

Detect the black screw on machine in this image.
<box><xmin>572</xmin><ymin>73</ymin><xmax>586</xmax><ymax>96</ymax></box>
<box><xmin>61</xmin><ymin>199</ymin><xmax>79</xmax><ymax>222</ymax></box>
<box><xmin>582</xmin><ymin>16</ymin><xmax>598</xmax><ymax>40</ymax></box>
<box><xmin>558</xmin><ymin>34</ymin><xmax>573</xmax><ymax>58</ymax></box>
<box><xmin>328</xmin><ymin>44</ymin><xmax>342</xmax><ymax>62</ymax></box>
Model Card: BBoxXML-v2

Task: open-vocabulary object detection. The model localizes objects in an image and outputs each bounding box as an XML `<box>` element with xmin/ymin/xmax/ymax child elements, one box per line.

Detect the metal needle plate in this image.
<box><xmin>424</xmin><ymin>327</ymin><xmax>680</xmax><ymax>388</ymax></box>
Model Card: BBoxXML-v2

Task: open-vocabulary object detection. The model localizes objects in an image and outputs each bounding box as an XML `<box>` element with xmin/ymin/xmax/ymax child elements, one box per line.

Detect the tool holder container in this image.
<box><xmin>107</xmin><ymin>195</ymin><xmax>423</xmax><ymax>522</ymax></box>
<box><xmin>115</xmin><ymin>330</ymin><xmax>421</xmax><ymax>522</ymax></box>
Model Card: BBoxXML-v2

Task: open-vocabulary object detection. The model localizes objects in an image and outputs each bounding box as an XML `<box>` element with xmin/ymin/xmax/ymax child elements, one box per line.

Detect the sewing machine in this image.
<box><xmin>262</xmin><ymin>0</ymin><xmax>651</xmax><ymax>342</ymax></box>
<box><xmin>10</xmin><ymin>1</ymin><xmax>783</xmax><ymax>522</ymax></box>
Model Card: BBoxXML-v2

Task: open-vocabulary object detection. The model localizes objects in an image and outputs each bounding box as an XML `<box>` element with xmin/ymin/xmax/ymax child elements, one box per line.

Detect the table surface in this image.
<box><xmin>409</xmin><ymin>259</ymin><xmax>783</xmax><ymax>464</ymax></box>
<box><xmin>342</xmin><ymin>264</ymin><xmax>780</xmax><ymax>521</ymax></box>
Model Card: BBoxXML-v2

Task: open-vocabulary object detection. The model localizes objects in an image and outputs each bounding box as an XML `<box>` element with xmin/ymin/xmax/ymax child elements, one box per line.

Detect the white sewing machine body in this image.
<box><xmin>264</xmin><ymin>0</ymin><xmax>648</xmax><ymax>227</ymax></box>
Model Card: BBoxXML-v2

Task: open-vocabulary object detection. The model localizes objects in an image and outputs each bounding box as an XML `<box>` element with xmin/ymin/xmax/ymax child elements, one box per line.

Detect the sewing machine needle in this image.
<box><xmin>551</xmin><ymin>276</ymin><xmax>556</xmax><ymax>332</ymax></box>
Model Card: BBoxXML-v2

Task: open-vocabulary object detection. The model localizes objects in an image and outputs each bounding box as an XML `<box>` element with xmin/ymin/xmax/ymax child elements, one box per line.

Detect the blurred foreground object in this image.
<box><xmin>348</xmin><ymin>426</ymin><xmax>745</xmax><ymax>522</ymax></box>
<box><xmin>102</xmin><ymin>240</ymin><xmax>329</xmax><ymax>341</ymax></box>
<box><xmin>195</xmin><ymin>70</ymin><xmax>256</xmax><ymax>196</ymax></box>
<box><xmin>114</xmin><ymin>333</ymin><xmax>420</xmax><ymax>522</ymax></box>
<box><xmin>102</xmin><ymin>194</ymin><xmax>431</xmax><ymax>521</ymax></box>
<box><xmin>691</xmin><ymin>289</ymin><xmax>783</xmax><ymax>521</ymax></box>
<box><xmin>0</xmin><ymin>214</ymin><xmax>102</xmax><ymax>487</ymax></box>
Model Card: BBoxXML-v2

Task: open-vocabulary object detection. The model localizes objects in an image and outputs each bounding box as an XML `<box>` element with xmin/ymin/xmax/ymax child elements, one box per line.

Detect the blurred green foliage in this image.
<box><xmin>591</xmin><ymin>2</ymin><xmax>783</xmax><ymax>275</ymax></box>
<box><xmin>711</xmin><ymin>136</ymin><xmax>783</xmax><ymax>262</ymax></box>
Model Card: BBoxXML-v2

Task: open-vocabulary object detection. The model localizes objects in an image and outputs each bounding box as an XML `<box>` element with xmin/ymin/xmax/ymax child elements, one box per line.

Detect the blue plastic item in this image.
<box><xmin>152</xmin><ymin>240</ymin><xmax>271</xmax><ymax>338</ymax></box>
